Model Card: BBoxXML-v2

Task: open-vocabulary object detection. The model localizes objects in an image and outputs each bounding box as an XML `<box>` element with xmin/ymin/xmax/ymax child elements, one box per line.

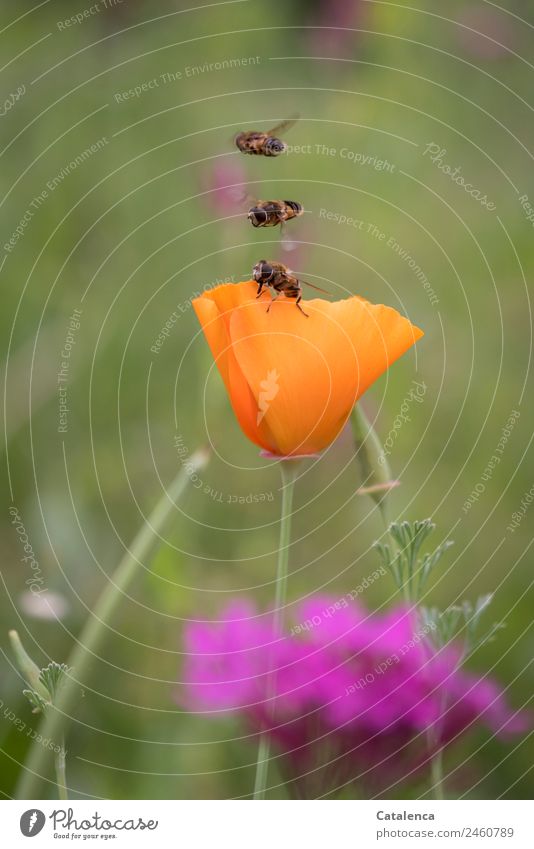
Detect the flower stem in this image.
<box><xmin>351</xmin><ymin>404</ymin><xmax>398</xmax><ymax>532</ymax></box>
<box><xmin>253</xmin><ymin>734</ymin><xmax>271</xmax><ymax>800</ymax></box>
<box><xmin>15</xmin><ymin>448</ymin><xmax>209</xmax><ymax>800</ymax></box>
<box><xmin>253</xmin><ymin>461</ymin><xmax>298</xmax><ymax>800</ymax></box>
<box><xmin>429</xmin><ymin>742</ymin><xmax>445</xmax><ymax>800</ymax></box>
<box><xmin>54</xmin><ymin>736</ymin><xmax>68</xmax><ymax>801</ymax></box>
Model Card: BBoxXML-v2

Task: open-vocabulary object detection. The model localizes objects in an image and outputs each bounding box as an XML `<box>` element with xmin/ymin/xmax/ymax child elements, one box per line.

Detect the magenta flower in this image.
<box><xmin>179</xmin><ymin>597</ymin><xmax>527</xmax><ymax>797</ymax></box>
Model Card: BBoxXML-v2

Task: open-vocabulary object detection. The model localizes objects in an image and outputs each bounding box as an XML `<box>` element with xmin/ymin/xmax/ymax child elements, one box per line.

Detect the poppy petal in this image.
<box><xmin>228</xmin><ymin>288</ymin><xmax>423</xmax><ymax>456</ymax></box>
<box><xmin>194</xmin><ymin>282</ymin><xmax>423</xmax><ymax>456</ymax></box>
<box><xmin>192</xmin><ymin>283</ymin><xmax>277</xmax><ymax>452</ymax></box>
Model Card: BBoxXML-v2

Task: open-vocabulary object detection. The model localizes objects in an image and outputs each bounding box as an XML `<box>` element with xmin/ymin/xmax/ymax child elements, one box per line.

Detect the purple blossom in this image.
<box><xmin>179</xmin><ymin>597</ymin><xmax>528</xmax><ymax>796</ymax></box>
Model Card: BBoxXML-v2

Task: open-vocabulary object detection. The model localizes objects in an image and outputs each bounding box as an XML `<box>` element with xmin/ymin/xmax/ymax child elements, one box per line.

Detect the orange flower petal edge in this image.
<box><xmin>193</xmin><ymin>281</ymin><xmax>423</xmax><ymax>457</ymax></box>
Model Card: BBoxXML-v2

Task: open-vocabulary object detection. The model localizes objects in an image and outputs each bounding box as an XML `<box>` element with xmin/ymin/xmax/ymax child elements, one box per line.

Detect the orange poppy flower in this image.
<box><xmin>193</xmin><ymin>281</ymin><xmax>423</xmax><ymax>457</ymax></box>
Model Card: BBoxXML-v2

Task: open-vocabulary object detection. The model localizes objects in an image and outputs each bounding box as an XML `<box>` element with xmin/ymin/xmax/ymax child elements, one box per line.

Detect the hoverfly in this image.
<box><xmin>252</xmin><ymin>260</ymin><xmax>328</xmax><ymax>318</ymax></box>
<box><xmin>247</xmin><ymin>199</ymin><xmax>303</xmax><ymax>229</ymax></box>
<box><xmin>235</xmin><ymin>117</ymin><xmax>297</xmax><ymax>157</ymax></box>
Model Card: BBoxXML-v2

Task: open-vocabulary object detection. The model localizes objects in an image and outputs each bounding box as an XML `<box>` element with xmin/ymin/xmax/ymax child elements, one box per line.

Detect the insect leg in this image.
<box><xmin>266</xmin><ymin>292</ymin><xmax>282</xmax><ymax>313</ymax></box>
<box><xmin>295</xmin><ymin>294</ymin><xmax>309</xmax><ymax>318</ymax></box>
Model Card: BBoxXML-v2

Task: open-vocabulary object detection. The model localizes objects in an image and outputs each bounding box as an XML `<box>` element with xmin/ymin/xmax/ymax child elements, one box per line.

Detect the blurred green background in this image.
<box><xmin>1</xmin><ymin>0</ymin><xmax>532</xmax><ymax>799</ymax></box>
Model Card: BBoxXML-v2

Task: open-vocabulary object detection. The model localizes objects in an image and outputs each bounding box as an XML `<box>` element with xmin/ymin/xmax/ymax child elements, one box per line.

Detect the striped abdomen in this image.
<box><xmin>283</xmin><ymin>200</ymin><xmax>303</xmax><ymax>218</ymax></box>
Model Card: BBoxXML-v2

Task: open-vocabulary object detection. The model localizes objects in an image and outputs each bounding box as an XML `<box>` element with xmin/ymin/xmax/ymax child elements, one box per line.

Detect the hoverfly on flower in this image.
<box><xmin>252</xmin><ymin>259</ymin><xmax>328</xmax><ymax>317</ymax></box>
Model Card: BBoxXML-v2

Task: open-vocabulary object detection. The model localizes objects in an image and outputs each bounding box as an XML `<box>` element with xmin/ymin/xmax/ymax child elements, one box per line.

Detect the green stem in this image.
<box><xmin>426</xmin><ymin>685</ymin><xmax>448</xmax><ymax>800</ymax></box>
<box><xmin>253</xmin><ymin>461</ymin><xmax>298</xmax><ymax>800</ymax></box>
<box><xmin>252</xmin><ymin>733</ymin><xmax>271</xmax><ymax>801</ymax></box>
<box><xmin>54</xmin><ymin>736</ymin><xmax>68</xmax><ymax>801</ymax></box>
<box><xmin>15</xmin><ymin>448</ymin><xmax>209</xmax><ymax>800</ymax></box>
<box><xmin>350</xmin><ymin>404</ymin><xmax>397</xmax><ymax>531</ymax></box>
<box><xmin>429</xmin><ymin>742</ymin><xmax>445</xmax><ymax>800</ymax></box>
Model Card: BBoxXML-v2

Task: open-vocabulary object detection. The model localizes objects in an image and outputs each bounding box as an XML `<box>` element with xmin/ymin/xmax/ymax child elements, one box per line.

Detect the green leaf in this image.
<box><xmin>39</xmin><ymin>662</ymin><xmax>71</xmax><ymax>701</ymax></box>
<box><xmin>23</xmin><ymin>689</ymin><xmax>48</xmax><ymax>714</ymax></box>
<box><xmin>421</xmin><ymin>594</ymin><xmax>503</xmax><ymax>661</ymax></box>
<box><xmin>376</xmin><ymin>519</ymin><xmax>452</xmax><ymax>603</ymax></box>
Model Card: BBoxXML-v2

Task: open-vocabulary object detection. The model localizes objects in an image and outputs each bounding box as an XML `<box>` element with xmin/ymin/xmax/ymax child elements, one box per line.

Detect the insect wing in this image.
<box><xmin>300</xmin><ymin>279</ymin><xmax>331</xmax><ymax>295</ymax></box>
<box><xmin>267</xmin><ymin>114</ymin><xmax>299</xmax><ymax>136</ymax></box>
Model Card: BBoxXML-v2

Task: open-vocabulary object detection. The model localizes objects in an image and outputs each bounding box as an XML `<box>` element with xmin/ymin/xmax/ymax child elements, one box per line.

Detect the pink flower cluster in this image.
<box><xmin>180</xmin><ymin>597</ymin><xmax>527</xmax><ymax>796</ymax></box>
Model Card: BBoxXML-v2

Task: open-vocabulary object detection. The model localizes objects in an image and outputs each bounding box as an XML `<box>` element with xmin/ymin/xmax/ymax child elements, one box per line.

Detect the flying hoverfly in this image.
<box><xmin>247</xmin><ymin>199</ymin><xmax>303</xmax><ymax>229</ymax></box>
<box><xmin>234</xmin><ymin>117</ymin><xmax>297</xmax><ymax>157</ymax></box>
<box><xmin>252</xmin><ymin>259</ymin><xmax>329</xmax><ymax>318</ymax></box>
